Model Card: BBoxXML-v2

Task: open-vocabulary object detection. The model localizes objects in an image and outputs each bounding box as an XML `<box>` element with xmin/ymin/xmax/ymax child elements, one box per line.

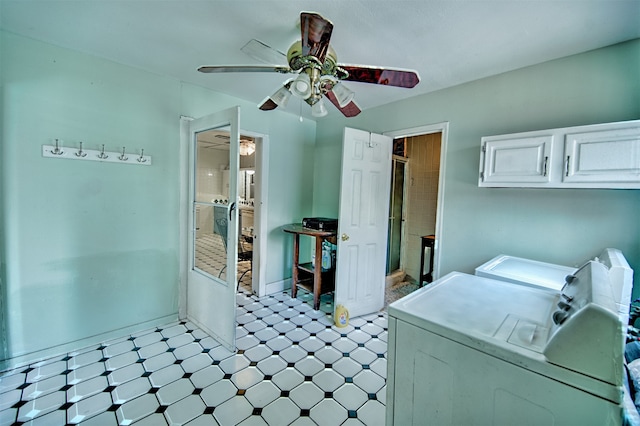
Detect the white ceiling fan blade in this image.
<box><xmin>241</xmin><ymin>39</ymin><xmax>288</xmax><ymax>65</ymax></box>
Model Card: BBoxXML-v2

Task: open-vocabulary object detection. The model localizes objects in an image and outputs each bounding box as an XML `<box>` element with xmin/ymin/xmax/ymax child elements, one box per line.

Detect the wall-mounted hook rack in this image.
<box><xmin>42</xmin><ymin>140</ymin><xmax>151</xmax><ymax>165</ymax></box>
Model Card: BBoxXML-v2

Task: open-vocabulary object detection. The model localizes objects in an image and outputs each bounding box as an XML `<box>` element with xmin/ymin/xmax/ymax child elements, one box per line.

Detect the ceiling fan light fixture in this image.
<box><xmin>311</xmin><ymin>98</ymin><xmax>328</xmax><ymax>117</ymax></box>
<box><xmin>332</xmin><ymin>82</ymin><xmax>355</xmax><ymax>108</ymax></box>
<box><xmin>199</xmin><ymin>13</ymin><xmax>419</xmax><ymax>119</ymax></box>
<box><xmin>239</xmin><ymin>139</ymin><xmax>255</xmax><ymax>156</ymax></box>
<box><xmin>291</xmin><ymin>73</ymin><xmax>312</xmax><ymax>99</ymax></box>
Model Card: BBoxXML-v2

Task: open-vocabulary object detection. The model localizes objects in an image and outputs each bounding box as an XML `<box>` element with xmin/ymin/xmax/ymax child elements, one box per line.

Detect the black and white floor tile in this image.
<box><xmin>1</xmin><ymin>232</ymin><xmax>423</xmax><ymax>425</ymax></box>
<box><xmin>0</xmin><ymin>285</ymin><xmax>389</xmax><ymax>425</ymax></box>
<box><xmin>195</xmin><ymin>234</ymin><xmax>251</xmax><ymax>282</ymax></box>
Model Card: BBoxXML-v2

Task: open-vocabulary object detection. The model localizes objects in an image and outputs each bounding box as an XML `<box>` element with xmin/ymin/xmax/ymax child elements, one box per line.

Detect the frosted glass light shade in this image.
<box><xmin>332</xmin><ymin>82</ymin><xmax>355</xmax><ymax>107</ymax></box>
<box><xmin>311</xmin><ymin>99</ymin><xmax>328</xmax><ymax>117</ymax></box>
<box><xmin>291</xmin><ymin>73</ymin><xmax>312</xmax><ymax>99</ymax></box>
<box><xmin>271</xmin><ymin>84</ymin><xmax>292</xmax><ymax>107</ymax></box>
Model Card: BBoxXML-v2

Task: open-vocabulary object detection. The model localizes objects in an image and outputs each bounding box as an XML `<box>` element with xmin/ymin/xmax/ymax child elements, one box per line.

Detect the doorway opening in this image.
<box><xmin>383</xmin><ymin>123</ymin><xmax>447</xmax><ymax>305</ymax></box>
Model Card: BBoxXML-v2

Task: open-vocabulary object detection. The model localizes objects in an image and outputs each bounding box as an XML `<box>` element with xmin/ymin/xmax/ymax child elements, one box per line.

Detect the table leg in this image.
<box><xmin>292</xmin><ymin>234</ymin><xmax>300</xmax><ymax>299</ymax></box>
<box><xmin>313</xmin><ymin>236</ymin><xmax>323</xmax><ymax>310</ymax></box>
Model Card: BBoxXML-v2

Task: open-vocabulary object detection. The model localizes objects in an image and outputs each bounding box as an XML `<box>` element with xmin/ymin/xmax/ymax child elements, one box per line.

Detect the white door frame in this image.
<box><xmin>178</xmin><ymin>118</ymin><xmax>270</xmax><ymax>317</ymax></box>
<box><xmin>237</xmin><ymin>130</ymin><xmax>269</xmax><ymax>297</ymax></box>
<box><xmin>383</xmin><ymin>122</ymin><xmax>449</xmax><ymax>282</ymax></box>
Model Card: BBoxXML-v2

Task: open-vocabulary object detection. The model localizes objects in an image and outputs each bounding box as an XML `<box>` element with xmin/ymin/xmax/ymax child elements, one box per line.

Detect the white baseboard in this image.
<box><xmin>263</xmin><ymin>278</ymin><xmax>291</xmax><ymax>297</ymax></box>
<box><xmin>0</xmin><ymin>314</ymin><xmax>178</xmax><ymax>373</ymax></box>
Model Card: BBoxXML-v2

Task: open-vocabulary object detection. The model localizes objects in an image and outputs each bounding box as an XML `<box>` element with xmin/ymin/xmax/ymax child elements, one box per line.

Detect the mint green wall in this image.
<box><xmin>3</xmin><ymin>28</ymin><xmax>638</xmax><ymax>365</ymax></box>
<box><xmin>315</xmin><ymin>39</ymin><xmax>640</xmax><ymax>294</ymax></box>
<box><xmin>0</xmin><ymin>31</ymin><xmax>315</xmax><ymax>364</ymax></box>
<box><xmin>1</xmin><ymin>31</ymin><xmax>181</xmax><ymax>362</ymax></box>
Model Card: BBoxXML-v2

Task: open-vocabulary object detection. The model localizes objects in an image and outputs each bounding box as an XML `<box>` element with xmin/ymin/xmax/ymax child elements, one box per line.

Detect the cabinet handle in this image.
<box><xmin>543</xmin><ymin>156</ymin><xmax>548</xmax><ymax>177</ymax></box>
<box><xmin>565</xmin><ymin>156</ymin><xmax>570</xmax><ymax>177</ymax></box>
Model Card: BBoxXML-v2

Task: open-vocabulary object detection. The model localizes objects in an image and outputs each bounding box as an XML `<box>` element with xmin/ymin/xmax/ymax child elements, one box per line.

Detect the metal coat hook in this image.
<box><xmin>137</xmin><ymin>149</ymin><xmax>147</xmax><ymax>163</ymax></box>
<box><xmin>75</xmin><ymin>141</ymin><xmax>87</xmax><ymax>157</ymax></box>
<box><xmin>97</xmin><ymin>144</ymin><xmax>108</xmax><ymax>159</ymax></box>
<box><xmin>52</xmin><ymin>139</ymin><xmax>64</xmax><ymax>155</ymax></box>
<box><xmin>118</xmin><ymin>147</ymin><xmax>128</xmax><ymax>161</ymax></box>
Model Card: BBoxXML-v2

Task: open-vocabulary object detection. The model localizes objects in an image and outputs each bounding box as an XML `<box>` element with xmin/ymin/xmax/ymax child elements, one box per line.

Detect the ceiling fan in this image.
<box><xmin>198</xmin><ymin>11</ymin><xmax>420</xmax><ymax>118</ymax></box>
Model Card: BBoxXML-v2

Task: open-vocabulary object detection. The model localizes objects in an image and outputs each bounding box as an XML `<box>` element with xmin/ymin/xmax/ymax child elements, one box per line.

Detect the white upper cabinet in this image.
<box><xmin>481</xmin><ymin>134</ymin><xmax>553</xmax><ymax>184</ymax></box>
<box><xmin>479</xmin><ymin>120</ymin><xmax>640</xmax><ymax>189</ymax></box>
<box><xmin>564</xmin><ymin>127</ymin><xmax>640</xmax><ymax>184</ymax></box>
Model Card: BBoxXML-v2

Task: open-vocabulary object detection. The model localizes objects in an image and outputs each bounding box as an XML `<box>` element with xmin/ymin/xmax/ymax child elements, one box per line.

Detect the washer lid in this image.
<box><xmin>475</xmin><ymin>255</ymin><xmax>576</xmax><ymax>291</ymax></box>
<box><xmin>389</xmin><ymin>272</ymin><xmax>556</xmax><ymax>342</ymax></box>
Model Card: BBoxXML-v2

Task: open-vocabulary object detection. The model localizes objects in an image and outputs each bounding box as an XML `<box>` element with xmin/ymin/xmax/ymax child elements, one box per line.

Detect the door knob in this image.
<box><xmin>341</xmin><ymin>233</ymin><xmax>349</xmax><ymax>241</ymax></box>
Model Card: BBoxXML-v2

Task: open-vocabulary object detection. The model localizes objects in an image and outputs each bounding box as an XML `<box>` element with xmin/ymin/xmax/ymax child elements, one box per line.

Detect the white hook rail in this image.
<box><xmin>42</xmin><ymin>140</ymin><xmax>151</xmax><ymax>165</ymax></box>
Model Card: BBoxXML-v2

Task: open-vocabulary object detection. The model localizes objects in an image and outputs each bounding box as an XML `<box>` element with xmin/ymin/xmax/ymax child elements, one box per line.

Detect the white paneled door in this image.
<box><xmin>335</xmin><ymin>127</ymin><xmax>392</xmax><ymax>318</ymax></box>
<box><xmin>186</xmin><ymin>107</ymin><xmax>240</xmax><ymax>352</ymax></box>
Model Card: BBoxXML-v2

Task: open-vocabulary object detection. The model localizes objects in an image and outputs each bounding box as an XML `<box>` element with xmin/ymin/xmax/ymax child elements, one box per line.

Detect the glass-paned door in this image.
<box><xmin>187</xmin><ymin>107</ymin><xmax>239</xmax><ymax>352</ymax></box>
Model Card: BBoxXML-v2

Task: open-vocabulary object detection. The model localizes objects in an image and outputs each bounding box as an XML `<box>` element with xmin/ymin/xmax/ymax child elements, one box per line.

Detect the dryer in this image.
<box><xmin>474</xmin><ymin>254</ymin><xmax>575</xmax><ymax>292</ymax></box>
<box><xmin>475</xmin><ymin>248</ymin><xmax>633</xmax><ymax>323</ymax></box>
<box><xmin>386</xmin><ymin>261</ymin><xmax>625</xmax><ymax>425</ymax></box>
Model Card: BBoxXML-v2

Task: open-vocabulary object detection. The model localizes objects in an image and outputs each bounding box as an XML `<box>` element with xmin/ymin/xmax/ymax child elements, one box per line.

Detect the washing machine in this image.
<box><xmin>386</xmin><ymin>260</ymin><xmax>625</xmax><ymax>425</ymax></box>
<box><xmin>475</xmin><ymin>248</ymin><xmax>633</xmax><ymax>323</ymax></box>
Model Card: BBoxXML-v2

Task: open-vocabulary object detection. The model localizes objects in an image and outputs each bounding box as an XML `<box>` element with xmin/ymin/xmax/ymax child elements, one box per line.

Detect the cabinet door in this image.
<box><xmin>480</xmin><ymin>135</ymin><xmax>552</xmax><ymax>186</ymax></box>
<box><xmin>564</xmin><ymin>126</ymin><xmax>640</xmax><ymax>183</ymax></box>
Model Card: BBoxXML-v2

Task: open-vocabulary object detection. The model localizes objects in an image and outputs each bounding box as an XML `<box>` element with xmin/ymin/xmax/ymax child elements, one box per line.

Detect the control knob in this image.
<box><xmin>561</xmin><ymin>293</ymin><xmax>573</xmax><ymax>302</ymax></box>
<box><xmin>553</xmin><ymin>310</ymin><xmax>570</xmax><ymax>325</ymax></box>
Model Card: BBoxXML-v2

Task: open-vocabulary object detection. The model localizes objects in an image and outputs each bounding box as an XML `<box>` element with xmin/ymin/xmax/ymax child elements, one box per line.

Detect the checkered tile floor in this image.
<box><xmin>0</xmin><ymin>285</ymin><xmax>388</xmax><ymax>425</ymax></box>
<box><xmin>195</xmin><ymin>234</ymin><xmax>253</xmax><ymax>282</ymax></box>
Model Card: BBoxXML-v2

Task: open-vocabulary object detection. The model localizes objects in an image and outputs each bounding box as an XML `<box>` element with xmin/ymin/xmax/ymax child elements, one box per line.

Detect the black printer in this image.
<box><xmin>302</xmin><ymin>217</ymin><xmax>338</xmax><ymax>231</ymax></box>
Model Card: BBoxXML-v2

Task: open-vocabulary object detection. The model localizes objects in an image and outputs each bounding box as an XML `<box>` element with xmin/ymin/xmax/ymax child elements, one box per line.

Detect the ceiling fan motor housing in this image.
<box><xmin>287</xmin><ymin>41</ymin><xmax>340</xmax><ymax>77</ymax></box>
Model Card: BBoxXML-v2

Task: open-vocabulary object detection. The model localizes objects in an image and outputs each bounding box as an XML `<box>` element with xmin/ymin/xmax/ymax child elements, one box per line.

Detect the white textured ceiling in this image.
<box><xmin>1</xmin><ymin>1</ymin><xmax>639</xmax><ymax>119</ymax></box>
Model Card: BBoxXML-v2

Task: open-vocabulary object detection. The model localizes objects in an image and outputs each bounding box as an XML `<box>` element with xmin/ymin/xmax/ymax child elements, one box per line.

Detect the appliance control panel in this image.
<box><xmin>543</xmin><ymin>261</ymin><xmax>623</xmax><ymax>385</ymax></box>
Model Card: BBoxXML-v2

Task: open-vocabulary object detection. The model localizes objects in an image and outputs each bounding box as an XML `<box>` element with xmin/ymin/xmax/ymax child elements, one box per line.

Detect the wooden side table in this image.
<box><xmin>283</xmin><ymin>224</ymin><xmax>337</xmax><ymax>310</ymax></box>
